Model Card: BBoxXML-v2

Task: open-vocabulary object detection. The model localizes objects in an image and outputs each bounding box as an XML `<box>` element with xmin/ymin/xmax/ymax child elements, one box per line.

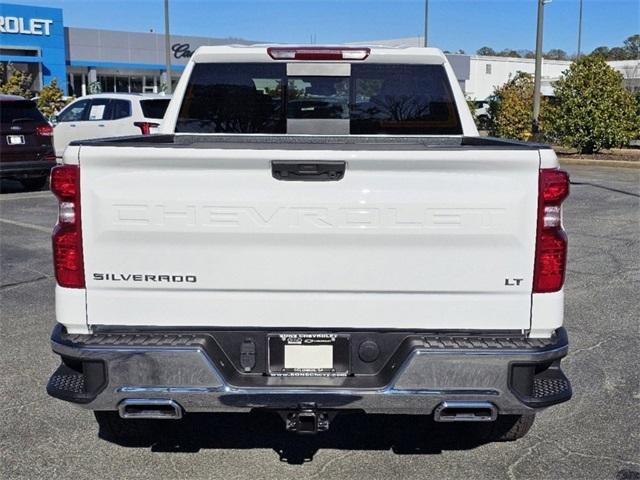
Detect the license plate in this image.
<box><xmin>268</xmin><ymin>334</ymin><xmax>350</xmax><ymax>377</ymax></box>
<box><xmin>7</xmin><ymin>135</ymin><xmax>25</xmax><ymax>145</ymax></box>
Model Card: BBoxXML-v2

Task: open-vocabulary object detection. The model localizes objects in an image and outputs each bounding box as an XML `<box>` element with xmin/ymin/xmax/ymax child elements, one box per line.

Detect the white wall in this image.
<box><xmin>465</xmin><ymin>56</ymin><xmax>572</xmax><ymax>100</ymax></box>
<box><xmin>608</xmin><ymin>60</ymin><xmax>640</xmax><ymax>92</ymax></box>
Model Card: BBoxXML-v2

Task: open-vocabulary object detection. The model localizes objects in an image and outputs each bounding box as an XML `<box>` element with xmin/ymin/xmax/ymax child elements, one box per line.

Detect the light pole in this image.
<box><xmin>164</xmin><ymin>0</ymin><xmax>172</xmax><ymax>94</ymax></box>
<box><xmin>423</xmin><ymin>0</ymin><xmax>429</xmax><ymax>47</ymax></box>
<box><xmin>532</xmin><ymin>0</ymin><xmax>550</xmax><ymax>135</ymax></box>
<box><xmin>577</xmin><ymin>0</ymin><xmax>583</xmax><ymax>59</ymax></box>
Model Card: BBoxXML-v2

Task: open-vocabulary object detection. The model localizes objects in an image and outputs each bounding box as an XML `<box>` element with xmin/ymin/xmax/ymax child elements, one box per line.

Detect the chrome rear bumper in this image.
<box><xmin>47</xmin><ymin>324</ymin><xmax>571</xmax><ymax>416</ymax></box>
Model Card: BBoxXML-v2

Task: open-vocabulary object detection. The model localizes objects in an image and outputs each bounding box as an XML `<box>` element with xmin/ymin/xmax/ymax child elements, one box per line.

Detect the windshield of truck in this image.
<box><xmin>175</xmin><ymin>63</ymin><xmax>462</xmax><ymax>135</ymax></box>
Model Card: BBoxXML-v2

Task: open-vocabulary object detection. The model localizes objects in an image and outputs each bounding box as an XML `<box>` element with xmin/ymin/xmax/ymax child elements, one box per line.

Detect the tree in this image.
<box><xmin>488</xmin><ymin>72</ymin><xmax>543</xmax><ymax>140</ymax></box>
<box><xmin>590</xmin><ymin>36</ymin><xmax>640</xmax><ymax>60</ymax></box>
<box><xmin>37</xmin><ymin>79</ymin><xmax>67</xmax><ymax>118</ymax></box>
<box><xmin>590</xmin><ymin>46</ymin><xmax>610</xmax><ymax>58</ymax></box>
<box><xmin>476</xmin><ymin>46</ymin><xmax>496</xmax><ymax>56</ymax></box>
<box><xmin>545</xmin><ymin>49</ymin><xmax>568</xmax><ymax>60</ymax></box>
<box><xmin>497</xmin><ymin>49</ymin><xmax>521</xmax><ymax>58</ymax></box>
<box><xmin>607</xmin><ymin>47</ymin><xmax>629</xmax><ymax>60</ymax></box>
<box><xmin>548</xmin><ymin>55</ymin><xmax>640</xmax><ymax>153</ymax></box>
<box><xmin>466</xmin><ymin>96</ymin><xmax>478</xmax><ymax>122</ymax></box>
<box><xmin>622</xmin><ymin>34</ymin><xmax>640</xmax><ymax>59</ymax></box>
<box><xmin>0</xmin><ymin>64</ymin><xmax>33</xmax><ymax>98</ymax></box>
<box><xmin>88</xmin><ymin>81</ymin><xmax>102</xmax><ymax>94</ymax></box>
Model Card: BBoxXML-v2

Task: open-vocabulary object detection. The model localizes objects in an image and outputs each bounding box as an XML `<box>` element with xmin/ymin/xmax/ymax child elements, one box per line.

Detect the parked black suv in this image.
<box><xmin>1</xmin><ymin>95</ymin><xmax>55</xmax><ymax>190</ymax></box>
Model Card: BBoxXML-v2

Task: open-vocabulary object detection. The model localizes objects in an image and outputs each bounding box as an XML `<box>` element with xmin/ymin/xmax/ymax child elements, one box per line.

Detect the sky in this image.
<box><xmin>3</xmin><ymin>0</ymin><xmax>639</xmax><ymax>55</ymax></box>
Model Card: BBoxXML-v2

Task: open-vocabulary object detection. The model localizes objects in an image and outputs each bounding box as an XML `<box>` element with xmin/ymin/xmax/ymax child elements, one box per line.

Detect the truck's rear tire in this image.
<box><xmin>487</xmin><ymin>414</ymin><xmax>536</xmax><ymax>441</ymax></box>
<box><xmin>94</xmin><ymin>411</ymin><xmax>159</xmax><ymax>443</ymax></box>
<box><xmin>462</xmin><ymin>414</ymin><xmax>535</xmax><ymax>442</ymax></box>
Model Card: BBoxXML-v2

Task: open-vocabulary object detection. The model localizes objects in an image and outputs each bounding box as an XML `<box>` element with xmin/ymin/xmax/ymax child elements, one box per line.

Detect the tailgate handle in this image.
<box><xmin>272</xmin><ymin>161</ymin><xmax>345</xmax><ymax>181</ymax></box>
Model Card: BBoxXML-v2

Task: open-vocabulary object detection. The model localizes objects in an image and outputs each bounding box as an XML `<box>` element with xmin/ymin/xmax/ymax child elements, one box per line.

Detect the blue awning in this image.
<box><xmin>68</xmin><ymin>60</ymin><xmax>185</xmax><ymax>71</ymax></box>
<box><xmin>0</xmin><ymin>55</ymin><xmax>43</xmax><ymax>64</ymax></box>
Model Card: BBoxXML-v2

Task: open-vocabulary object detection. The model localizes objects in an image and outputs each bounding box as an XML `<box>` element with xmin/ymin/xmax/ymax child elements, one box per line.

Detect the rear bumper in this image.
<box><xmin>47</xmin><ymin>324</ymin><xmax>571</xmax><ymax>416</ymax></box>
<box><xmin>0</xmin><ymin>160</ymin><xmax>56</xmax><ymax>177</ymax></box>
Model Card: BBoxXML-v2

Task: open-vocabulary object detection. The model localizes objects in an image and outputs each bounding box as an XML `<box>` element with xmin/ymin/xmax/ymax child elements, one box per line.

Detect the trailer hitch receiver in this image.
<box><xmin>279</xmin><ymin>403</ymin><xmax>332</xmax><ymax>434</ymax></box>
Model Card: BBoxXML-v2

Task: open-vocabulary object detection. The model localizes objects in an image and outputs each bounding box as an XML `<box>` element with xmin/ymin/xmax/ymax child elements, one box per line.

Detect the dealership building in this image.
<box><xmin>1</xmin><ymin>2</ymin><xmax>638</xmax><ymax>99</ymax></box>
<box><xmin>0</xmin><ymin>2</ymin><xmax>258</xmax><ymax>96</ymax></box>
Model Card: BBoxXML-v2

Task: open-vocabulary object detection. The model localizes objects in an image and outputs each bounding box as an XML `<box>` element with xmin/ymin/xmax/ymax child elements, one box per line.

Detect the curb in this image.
<box><xmin>558</xmin><ymin>158</ymin><xmax>640</xmax><ymax>169</ymax></box>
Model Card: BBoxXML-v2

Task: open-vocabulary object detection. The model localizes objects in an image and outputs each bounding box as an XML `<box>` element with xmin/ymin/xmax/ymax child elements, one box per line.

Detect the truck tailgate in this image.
<box><xmin>80</xmin><ymin>145</ymin><xmax>540</xmax><ymax>331</ymax></box>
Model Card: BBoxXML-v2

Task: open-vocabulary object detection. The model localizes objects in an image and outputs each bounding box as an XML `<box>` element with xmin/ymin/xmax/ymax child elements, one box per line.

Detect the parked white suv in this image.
<box><xmin>52</xmin><ymin>93</ymin><xmax>171</xmax><ymax>159</ymax></box>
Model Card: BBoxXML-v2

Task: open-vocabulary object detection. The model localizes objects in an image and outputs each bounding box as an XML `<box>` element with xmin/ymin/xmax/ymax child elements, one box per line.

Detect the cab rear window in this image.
<box><xmin>140</xmin><ymin>99</ymin><xmax>170</xmax><ymax>119</ymax></box>
<box><xmin>176</xmin><ymin>63</ymin><xmax>461</xmax><ymax>135</ymax></box>
<box><xmin>350</xmin><ymin>64</ymin><xmax>462</xmax><ymax>135</ymax></box>
<box><xmin>176</xmin><ymin>63</ymin><xmax>286</xmax><ymax>134</ymax></box>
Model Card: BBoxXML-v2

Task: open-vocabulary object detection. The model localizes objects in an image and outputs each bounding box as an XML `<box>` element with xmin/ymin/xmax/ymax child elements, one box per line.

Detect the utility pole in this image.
<box><xmin>423</xmin><ymin>0</ymin><xmax>429</xmax><ymax>47</ymax></box>
<box><xmin>532</xmin><ymin>0</ymin><xmax>550</xmax><ymax>135</ymax></box>
<box><xmin>164</xmin><ymin>0</ymin><xmax>172</xmax><ymax>94</ymax></box>
<box><xmin>576</xmin><ymin>0</ymin><xmax>583</xmax><ymax>59</ymax></box>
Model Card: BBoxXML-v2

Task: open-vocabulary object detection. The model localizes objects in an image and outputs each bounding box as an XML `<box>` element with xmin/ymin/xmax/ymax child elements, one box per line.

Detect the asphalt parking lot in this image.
<box><xmin>1</xmin><ymin>165</ymin><xmax>638</xmax><ymax>480</ymax></box>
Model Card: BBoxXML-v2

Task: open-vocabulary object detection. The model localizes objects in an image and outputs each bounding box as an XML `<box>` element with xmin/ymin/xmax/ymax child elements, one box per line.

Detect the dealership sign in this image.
<box><xmin>0</xmin><ymin>16</ymin><xmax>53</xmax><ymax>36</ymax></box>
<box><xmin>172</xmin><ymin>43</ymin><xmax>194</xmax><ymax>59</ymax></box>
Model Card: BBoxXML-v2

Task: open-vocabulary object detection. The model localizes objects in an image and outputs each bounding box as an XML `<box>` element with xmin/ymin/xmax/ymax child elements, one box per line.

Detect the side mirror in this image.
<box><xmin>50</xmin><ymin>115</ymin><xmax>58</xmax><ymax>126</ymax></box>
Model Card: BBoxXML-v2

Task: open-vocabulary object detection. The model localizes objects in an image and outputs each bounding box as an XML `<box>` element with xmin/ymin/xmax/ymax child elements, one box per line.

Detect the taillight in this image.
<box><xmin>36</xmin><ymin>124</ymin><xmax>54</xmax><ymax>136</ymax></box>
<box><xmin>533</xmin><ymin>169</ymin><xmax>569</xmax><ymax>293</ymax></box>
<box><xmin>267</xmin><ymin>47</ymin><xmax>370</xmax><ymax>61</ymax></box>
<box><xmin>51</xmin><ymin>165</ymin><xmax>84</xmax><ymax>288</ymax></box>
<box><xmin>134</xmin><ymin>121</ymin><xmax>159</xmax><ymax>135</ymax></box>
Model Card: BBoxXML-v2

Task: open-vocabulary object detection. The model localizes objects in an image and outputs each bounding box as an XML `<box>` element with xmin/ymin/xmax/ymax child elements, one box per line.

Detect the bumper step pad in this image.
<box><xmin>47</xmin><ymin>364</ymin><xmax>88</xmax><ymax>400</ymax></box>
<box><xmin>47</xmin><ymin>362</ymin><xmax>106</xmax><ymax>404</ymax></box>
<box><xmin>49</xmin><ymin>364</ymin><xmax>86</xmax><ymax>394</ymax></box>
<box><xmin>510</xmin><ymin>365</ymin><xmax>572</xmax><ymax>408</ymax></box>
<box><xmin>532</xmin><ymin>368</ymin><xmax>572</xmax><ymax>404</ymax></box>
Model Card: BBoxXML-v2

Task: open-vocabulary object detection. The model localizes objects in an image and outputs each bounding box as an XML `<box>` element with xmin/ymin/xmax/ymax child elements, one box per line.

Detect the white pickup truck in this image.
<box><xmin>47</xmin><ymin>45</ymin><xmax>571</xmax><ymax>440</ymax></box>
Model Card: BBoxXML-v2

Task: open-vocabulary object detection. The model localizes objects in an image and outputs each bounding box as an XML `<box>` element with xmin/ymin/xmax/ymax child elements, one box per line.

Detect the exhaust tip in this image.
<box><xmin>434</xmin><ymin>401</ymin><xmax>497</xmax><ymax>422</ymax></box>
<box><xmin>118</xmin><ymin>399</ymin><xmax>183</xmax><ymax>420</ymax></box>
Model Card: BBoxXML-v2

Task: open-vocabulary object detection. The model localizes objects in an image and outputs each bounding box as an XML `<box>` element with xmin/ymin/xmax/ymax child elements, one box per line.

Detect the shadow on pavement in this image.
<box><xmin>97</xmin><ymin>411</ymin><xmax>498</xmax><ymax>464</ymax></box>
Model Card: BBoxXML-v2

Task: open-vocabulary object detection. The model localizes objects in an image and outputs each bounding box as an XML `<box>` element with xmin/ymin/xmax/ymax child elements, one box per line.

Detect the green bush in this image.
<box><xmin>548</xmin><ymin>55</ymin><xmax>640</xmax><ymax>153</ymax></box>
<box><xmin>0</xmin><ymin>64</ymin><xmax>33</xmax><ymax>98</ymax></box>
<box><xmin>488</xmin><ymin>72</ymin><xmax>546</xmax><ymax>141</ymax></box>
<box><xmin>37</xmin><ymin>79</ymin><xmax>67</xmax><ymax>119</ymax></box>
<box><xmin>466</xmin><ymin>96</ymin><xmax>477</xmax><ymax>121</ymax></box>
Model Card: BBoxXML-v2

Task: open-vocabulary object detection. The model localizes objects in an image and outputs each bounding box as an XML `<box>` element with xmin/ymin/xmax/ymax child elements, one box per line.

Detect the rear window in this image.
<box><xmin>176</xmin><ymin>63</ymin><xmax>461</xmax><ymax>135</ymax></box>
<box><xmin>140</xmin><ymin>99</ymin><xmax>170</xmax><ymax>119</ymax></box>
<box><xmin>0</xmin><ymin>100</ymin><xmax>47</xmax><ymax>123</ymax></box>
<box><xmin>176</xmin><ymin>63</ymin><xmax>285</xmax><ymax>133</ymax></box>
<box><xmin>287</xmin><ymin>77</ymin><xmax>349</xmax><ymax>119</ymax></box>
<box><xmin>350</xmin><ymin>64</ymin><xmax>462</xmax><ymax>135</ymax></box>
<box><xmin>109</xmin><ymin>99</ymin><xmax>132</xmax><ymax>120</ymax></box>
